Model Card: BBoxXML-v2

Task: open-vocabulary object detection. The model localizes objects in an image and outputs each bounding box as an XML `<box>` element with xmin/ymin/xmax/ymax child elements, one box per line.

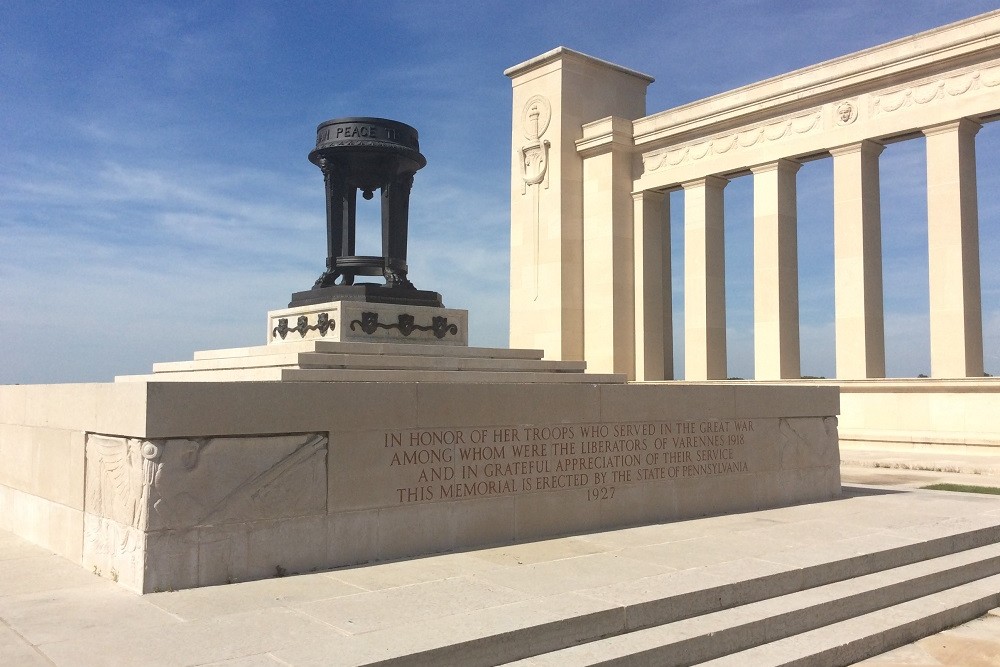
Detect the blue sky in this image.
<box><xmin>2</xmin><ymin>1</ymin><xmax>999</xmax><ymax>383</ymax></box>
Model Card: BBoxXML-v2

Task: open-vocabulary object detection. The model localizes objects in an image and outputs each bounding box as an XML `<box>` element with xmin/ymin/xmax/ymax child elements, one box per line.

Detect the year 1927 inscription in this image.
<box><xmin>384</xmin><ymin>420</ymin><xmax>753</xmax><ymax>505</ymax></box>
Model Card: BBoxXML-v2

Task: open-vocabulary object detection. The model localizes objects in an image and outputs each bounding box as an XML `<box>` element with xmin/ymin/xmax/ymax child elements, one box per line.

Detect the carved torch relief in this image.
<box><xmin>518</xmin><ymin>95</ymin><xmax>551</xmax><ymax>300</ymax></box>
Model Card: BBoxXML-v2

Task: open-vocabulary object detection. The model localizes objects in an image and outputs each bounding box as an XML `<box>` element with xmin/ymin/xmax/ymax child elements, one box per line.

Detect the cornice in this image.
<box><xmin>633</xmin><ymin>11</ymin><xmax>1000</xmax><ymax>150</ymax></box>
<box><xmin>505</xmin><ymin>46</ymin><xmax>655</xmax><ymax>83</ymax></box>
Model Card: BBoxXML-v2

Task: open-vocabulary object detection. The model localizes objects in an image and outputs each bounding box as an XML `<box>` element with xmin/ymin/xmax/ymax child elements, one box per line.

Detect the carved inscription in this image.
<box><xmin>383</xmin><ymin>420</ymin><xmax>753</xmax><ymax>505</ymax></box>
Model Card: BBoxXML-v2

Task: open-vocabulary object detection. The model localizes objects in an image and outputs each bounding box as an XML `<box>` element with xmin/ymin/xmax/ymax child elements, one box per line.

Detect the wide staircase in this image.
<box><xmin>335</xmin><ymin>491</ymin><xmax>1000</xmax><ymax>666</ymax></box>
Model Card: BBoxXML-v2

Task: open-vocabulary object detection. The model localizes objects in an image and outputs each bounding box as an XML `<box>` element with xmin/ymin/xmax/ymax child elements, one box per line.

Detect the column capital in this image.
<box><xmin>923</xmin><ymin>118</ymin><xmax>982</xmax><ymax>139</ymax></box>
<box><xmin>576</xmin><ymin>116</ymin><xmax>635</xmax><ymax>157</ymax></box>
<box><xmin>829</xmin><ymin>139</ymin><xmax>885</xmax><ymax>159</ymax></box>
<box><xmin>631</xmin><ymin>189</ymin><xmax>666</xmax><ymax>204</ymax></box>
<box><xmin>749</xmin><ymin>158</ymin><xmax>801</xmax><ymax>176</ymax></box>
<box><xmin>680</xmin><ymin>174</ymin><xmax>729</xmax><ymax>191</ymax></box>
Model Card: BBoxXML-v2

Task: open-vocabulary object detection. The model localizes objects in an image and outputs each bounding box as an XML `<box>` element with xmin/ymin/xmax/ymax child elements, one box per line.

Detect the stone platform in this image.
<box><xmin>2</xmin><ymin>485</ymin><xmax>999</xmax><ymax>666</ymax></box>
<box><xmin>0</xmin><ymin>298</ymin><xmax>840</xmax><ymax>594</ymax></box>
<box><xmin>0</xmin><ymin>377</ymin><xmax>839</xmax><ymax>594</ymax></box>
<box><xmin>116</xmin><ymin>339</ymin><xmax>624</xmax><ymax>384</ymax></box>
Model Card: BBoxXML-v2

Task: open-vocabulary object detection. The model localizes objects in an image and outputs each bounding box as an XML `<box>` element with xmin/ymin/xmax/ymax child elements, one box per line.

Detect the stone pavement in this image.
<box><xmin>841</xmin><ymin>441</ymin><xmax>1000</xmax><ymax>480</ymax></box>
<box><xmin>0</xmin><ymin>451</ymin><xmax>998</xmax><ymax>666</ymax></box>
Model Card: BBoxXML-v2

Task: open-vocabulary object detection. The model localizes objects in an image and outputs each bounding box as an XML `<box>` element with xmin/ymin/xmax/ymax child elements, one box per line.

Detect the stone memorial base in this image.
<box><xmin>267</xmin><ymin>299</ymin><xmax>468</xmax><ymax>346</ymax></box>
<box><xmin>0</xmin><ymin>373</ymin><xmax>840</xmax><ymax>593</ymax></box>
<box><xmin>0</xmin><ymin>296</ymin><xmax>841</xmax><ymax>593</ymax></box>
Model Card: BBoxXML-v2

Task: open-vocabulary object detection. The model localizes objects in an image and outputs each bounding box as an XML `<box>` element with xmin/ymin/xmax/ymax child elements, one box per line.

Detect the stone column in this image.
<box><xmin>505</xmin><ymin>49</ymin><xmax>653</xmax><ymax>361</ymax></box>
<box><xmin>579</xmin><ymin>117</ymin><xmax>636</xmax><ymax>378</ymax></box>
<box><xmin>683</xmin><ymin>176</ymin><xmax>728</xmax><ymax>380</ymax></box>
<box><xmin>633</xmin><ymin>189</ymin><xmax>672</xmax><ymax>381</ymax></box>
<box><xmin>831</xmin><ymin>140</ymin><xmax>885</xmax><ymax>379</ymax></box>
<box><xmin>752</xmin><ymin>159</ymin><xmax>801</xmax><ymax>380</ymax></box>
<box><xmin>924</xmin><ymin>119</ymin><xmax>983</xmax><ymax>378</ymax></box>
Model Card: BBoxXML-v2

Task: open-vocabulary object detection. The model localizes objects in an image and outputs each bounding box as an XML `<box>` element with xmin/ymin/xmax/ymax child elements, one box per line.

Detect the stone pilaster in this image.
<box><xmin>579</xmin><ymin>117</ymin><xmax>637</xmax><ymax>377</ymax></box>
<box><xmin>506</xmin><ymin>49</ymin><xmax>653</xmax><ymax>362</ymax></box>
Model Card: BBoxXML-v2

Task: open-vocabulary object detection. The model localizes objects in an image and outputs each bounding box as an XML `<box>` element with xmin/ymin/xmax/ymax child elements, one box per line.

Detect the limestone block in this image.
<box><xmin>0</xmin><ymin>385</ymin><xmax>27</xmax><ymax>424</ymax></box>
<box><xmin>327</xmin><ymin>508</ymin><xmax>378</xmax><ymax>568</ymax></box>
<box><xmin>733</xmin><ymin>384</ymin><xmax>840</xmax><ymax>419</ymax></box>
<box><xmin>83</xmin><ymin>432</ymin><xmax>328</xmax><ymax>590</ymax></box>
<box><xmin>144</xmin><ymin>381</ymin><xmax>418</xmax><ymax>436</ymax></box>
<box><xmin>672</xmin><ymin>473</ymin><xmax>759</xmax><ymax>519</ymax></box>
<box><xmin>243</xmin><ymin>515</ymin><xmax>329</xmax><ymax>582</ymax></box>
<box><xmin>0</xmin><ymin>484</ymin><xmax>83</xmax><ymax>564</ymax></box>
<box><xmin>514</xmin><ymin>489</ymin><xmax>609</xmax><ymax>541</ymax></box>
<box><xmin>451</xmin><ymin>496</ymin><xmax>518</xmax><ymax>548</ymax></box>
<box><xmin>376</xmin><ymin>502</ymin><xmax>458</xmax><ymax>561</ymax></box>
<box><xmin>598</xmin><ymin>383</ymin><xmax>737</xmax><ymax>422</ymax></box>
<box><xmin>778</xmin><ymin>417</ymin><xmax>841</xmax><ymax>470</ymax></box>
<box><xmin>0</xmin><ymin>425</ymin><xmax>86</xmax><ymax>509</ymax></box>
<box><xmin>413</xmin><ymin>382</ymin><xmax>602</xmax><ymax>428</ymax></box>
<box><xmin>0</xmin><ymin>424</ymin><xmax>37</xmax><ymax>493</ymax></box>
<box><xmin>191</xmin><ymin>522</ymin><xmax>247</xmax><ymax>588</ymax></box>
<box><xmin>82</xmin><ymin>513</ymin><xmax>146</xmax><ymax>592</ymax></box>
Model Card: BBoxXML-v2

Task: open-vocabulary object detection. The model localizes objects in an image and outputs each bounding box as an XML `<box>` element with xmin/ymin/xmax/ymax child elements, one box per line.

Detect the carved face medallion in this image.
<box><xmin>836</xmin><ymin>101</ymin><xmax>857</xmax><ymax>125</ymax></box>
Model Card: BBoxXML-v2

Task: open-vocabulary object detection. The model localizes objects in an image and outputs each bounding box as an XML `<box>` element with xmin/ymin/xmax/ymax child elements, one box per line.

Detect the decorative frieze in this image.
<box><xmin>639</xmin><ymin>57</ymin><xmax>1000</xmax><ymax>185</ymax></box>
<box><xmin>642</xmin><ymin>109</ymin><xmax>823</xmax><ymax>172</ymax></box>
<box><xmin>869</xmin><ymin>63</ymin><xmax>1000</xmax><ymax>118</ymax></box>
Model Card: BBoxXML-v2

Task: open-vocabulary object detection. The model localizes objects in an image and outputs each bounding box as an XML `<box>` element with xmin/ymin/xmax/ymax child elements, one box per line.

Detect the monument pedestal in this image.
<box><xmin>0</xmin><ymin>108</ymin><xmax>843</xmax><ymax>593</ymax></box>
<box><xmin>0</xmin><ymin>320</ymin><xmax>841</xmax><ymax>592</ymax></box>
<box><xmin>267</xmin><ymin>300</ymin><xmax>468</xmax><ymax>347</ymax></box>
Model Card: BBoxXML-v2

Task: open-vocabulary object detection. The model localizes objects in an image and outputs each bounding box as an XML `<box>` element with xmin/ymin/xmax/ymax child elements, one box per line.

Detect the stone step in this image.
<box><xmin>117</xmin><ymin>367</ymin><xmax>627</xmax><ymax>384</ymax></box>
<box><xmin>698</xmin><ymin>575</ymin><xmax>1000</xmax><ymax>666</ymax></box>
<box><xmin>152</xmin><ymin>352</ymin><xmax>586</xmax><ymax>374</ymax></box>
<box><xmin>116</xmin><ymin>368</ymin><xmax>287</xmax><ymax>382</ymax></box>
<box><xmin>192</xmin><ymin>339</ymin><xmax>546</xmax><ymax>361</ymax></box>
<box><xmin>281</xmin><ymin>368</ymin><xmax>626</xmax><ymax>384</ymax></box>
<box><xmin>503</xmin><ymin>543</ymin><xmax>1000</xmax><ymax>666</ymax></box>
<box><xmin>316</xmin><ymin>521</ymin><xmax>1000</xmax><ymax>666</ymax></box>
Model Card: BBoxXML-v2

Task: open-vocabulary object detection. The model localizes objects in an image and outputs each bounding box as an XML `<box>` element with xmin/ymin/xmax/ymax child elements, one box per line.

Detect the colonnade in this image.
<box><xmin>507</xmin><ymin>13</ymin><xmax>1000</xmax><ymax>383</ymax></box>
<box><xmin>634</xmin><ymin>120</ymin><xmax>984</xmax><ymax>381</ymax></box>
